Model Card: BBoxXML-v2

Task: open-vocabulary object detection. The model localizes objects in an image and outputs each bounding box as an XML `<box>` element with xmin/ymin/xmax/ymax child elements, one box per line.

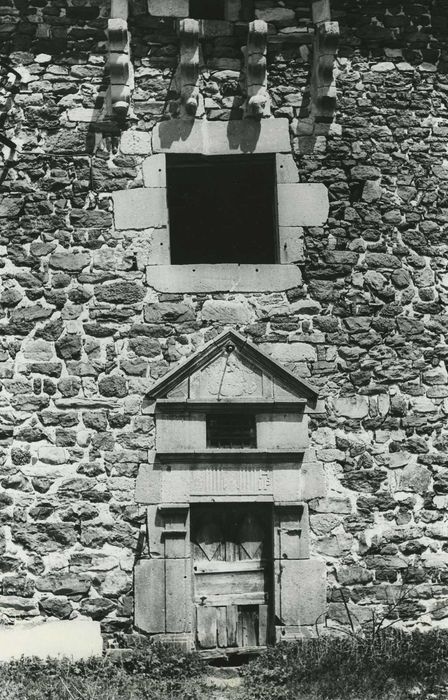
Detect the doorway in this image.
<box><xmin>190</xmin><ymin>503</ymin><xmax>273</xmax><ymax>653</ymax></box>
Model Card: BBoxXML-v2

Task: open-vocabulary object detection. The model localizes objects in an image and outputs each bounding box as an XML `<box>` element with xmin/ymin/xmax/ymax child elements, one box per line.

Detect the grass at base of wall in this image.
<box><xmin>0</xmin><ymin>630</ymin><xmax>448</xmax><ymax>700</ymax></box>
<box><xmin>239</xmin><ymin>628</ymin><xmax>448</xmax><ymax>700</ymax></box>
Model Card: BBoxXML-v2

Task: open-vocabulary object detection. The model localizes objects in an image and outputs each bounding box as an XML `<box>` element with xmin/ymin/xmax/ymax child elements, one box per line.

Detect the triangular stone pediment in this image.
<box><xmin>144</xmin><ymin>330</ymin><xmax>318</xmax><ymax>407</ymax></box>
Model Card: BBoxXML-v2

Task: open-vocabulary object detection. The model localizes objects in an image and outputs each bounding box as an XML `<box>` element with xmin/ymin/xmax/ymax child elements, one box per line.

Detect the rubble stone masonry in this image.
<box><xmin>1</xmin><ymin>0</ymin><xmax>448</xmax><ymax>646</ymax></box>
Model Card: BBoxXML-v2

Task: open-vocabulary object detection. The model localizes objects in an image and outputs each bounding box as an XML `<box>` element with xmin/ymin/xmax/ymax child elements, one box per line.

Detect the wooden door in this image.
<box><xmin>191</xmin><ymin>503</ymin><xmax>272</xmax><ymax>652</ymax></box>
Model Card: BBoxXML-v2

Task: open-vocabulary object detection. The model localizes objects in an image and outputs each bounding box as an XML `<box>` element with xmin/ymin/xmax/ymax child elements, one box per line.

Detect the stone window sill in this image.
<box><xmin>146</xmin><ymin>263</ymin><xmax>301</xmax><ymax>292</ymax></box>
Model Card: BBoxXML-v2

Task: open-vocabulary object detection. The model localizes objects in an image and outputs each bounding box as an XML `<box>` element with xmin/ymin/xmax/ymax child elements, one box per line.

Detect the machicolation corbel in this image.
<box><xmin>108</xmin><ymin>0</ymin><xmax>133</xmax><ymax>119</ymax></box>
<box><xmin>178</xmin><ymin>18</ymin><xmax>200</xmax><ymax>118</ymax></box>
<box><xmin>311</xmin><ymin>11</ymin><xmax>339</xmax><ymax>121</ymax></box>
<box><xmin>244</xmin><ymin>19</ymin><xmax>269</xmax><ymax>119</ymax></box>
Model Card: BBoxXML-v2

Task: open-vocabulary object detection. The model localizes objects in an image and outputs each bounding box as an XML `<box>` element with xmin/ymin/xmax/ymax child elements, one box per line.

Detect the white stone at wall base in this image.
<box><xmin>0</xmin><ymin>619</ymin><xmax>103</xmax><ymax>661</ymax></box>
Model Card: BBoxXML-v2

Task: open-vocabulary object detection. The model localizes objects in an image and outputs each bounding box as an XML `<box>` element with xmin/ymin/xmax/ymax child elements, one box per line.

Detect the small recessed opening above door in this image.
<box><xmin>206</xmin><ymin>413</ymin><xmax>257</xmax><ymax>448</ymax></box>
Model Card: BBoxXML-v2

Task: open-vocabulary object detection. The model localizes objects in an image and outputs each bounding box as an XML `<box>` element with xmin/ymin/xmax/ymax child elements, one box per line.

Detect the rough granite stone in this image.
<box><xmin>2</xmin><ymin>0</ymin><xmax>448</xmax><ymax>645</ymax></box>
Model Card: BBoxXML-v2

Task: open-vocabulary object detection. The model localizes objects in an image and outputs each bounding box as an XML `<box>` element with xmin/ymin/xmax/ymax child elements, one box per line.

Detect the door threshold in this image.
<box><xmin>199</xmin><ymin>645</ymin><xmax>267</xmax><ymax>664</ymax></box>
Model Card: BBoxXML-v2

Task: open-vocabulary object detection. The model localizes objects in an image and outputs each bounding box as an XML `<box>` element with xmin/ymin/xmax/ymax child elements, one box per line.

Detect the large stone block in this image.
<box><xmin>200</xmin><ymin>299</ymin><xmax>254</xmax><ymax>324</ymax></box>
<box><xmin>334</xmin><ymin>396</ymin><xmax>369</xmax><ymax>419</ymax></box>
<box><xmin>153</xmin><ymin>118</ymin><xmax>291</xmax><ymax>155</ymax></box>
<box><xmin>308</xmin><ymin>496</ymin><xmax>352</xmax><ymax>514</ymax></box>
<box><xmin>156</xmin><ymin>414</ymin><xmax>205</xmax><ymax>451</ymax></box>
<box><xmin>111</xmin><ymin>0</ymin><xmax>129</xmax><ymax>19</ymax></box>
<box><xmin>113</xmin><ymin>189</ymin><xmax>168</xmax><ymax>230</ymax></box>
<box><xmin>279</xmin><ymin>227</ymin><xmax>304</xmax><ymax>263</ymax></box>
<box><xmin>142</xmin><ymin>154</ymin><xmax>166</xmax><ymax>187</ymax></box>
<box><xmin>255</xmin><ymin>7</ymin><xmax>295</xmax><ymax>25</ymax></box>
<box><xmin>22</xmin><ymin>339</ymin><xmax>53</xmax><ymax>361</ymax></box>
<box><xmin>399</xmin><ymin>463</ymin><xmax>431</xmax><ymax>494</ymax></box>
<box><xmin>0</xmin><ymin>620</ymin><xmax>102</xmax><ymax>661</ymax></box>
<box><xmin>257</xmin><ymin>413</ymin><xmax>309</xmax><ymax>450</ymax></box>
<box><xmin>300</xmin><ymin>461</ymin><xmax>326</xmax><ymax>500</ymax></box>
<box><xmin>277</xmin><ymin>184</ymin><xmax>329</xmax><ymax>227</ymax></box>
<box><xmin>262</xmin><ymin>342</ymin><xmax>316</xmax><ymax>363</ymax></box>
<box><xmin>276</xmin><ymin>153</ymin><xmax>300</xmax><ymax>183</ymax></box>
<box><xmin>148</xmin><ymin>0</ymin><xmax>188</xmax><ymax>16</ymax></box>
<box><xmin>275</xmin><ymin>559</ymin><xmax>327</xmax><ymax>626</ymax></box>
<box><xmin>120</xmin><ymin>130</ymin><xmax>152</xmax><ymax>155</ymax></box>
<box><xmin>146</xmin><ymin>264</ymin><xmax>301</xmax><ymax>293</ymax></box>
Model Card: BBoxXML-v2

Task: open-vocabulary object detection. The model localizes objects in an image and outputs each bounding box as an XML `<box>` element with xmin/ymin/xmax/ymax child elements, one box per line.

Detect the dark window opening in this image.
<box><xmin>190</xmin><ymin>0</ymin><xmax>225</xmax><ymax>19</ymax></box>
<box><xmin>166</xmin><ymin>154</ymin><xmax>277</xmax><ymax>264</ymax></box>
<box><xmin>206</xmin><ymin>413</ymin><xmax>257</xmax><ymax>448</ymax></box>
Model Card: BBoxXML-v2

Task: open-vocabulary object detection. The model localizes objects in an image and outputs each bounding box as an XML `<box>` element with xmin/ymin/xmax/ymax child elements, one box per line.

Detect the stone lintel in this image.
<box><xmin>148</xmin><ymin>0</ymin><xmax>188</xmax><ymax>17</ymax></box>
<box><xmin>113</xmin><ymin>188</ymin><xmax>168</xmax><ymax>230</ymax></box>
<box><xmin>146</xmin><ymin>264</ymin><xmax>301</xmax><ymax>292</ymax></box>
<box><xmin>277</xmin><ymin>183</ymin><xmax>329</xmax><ymax>227</ymax></box>
<box><xmin>152</xmin><ymin>118</ymin><xmax>291</xmax><ymax>155</ymax></box>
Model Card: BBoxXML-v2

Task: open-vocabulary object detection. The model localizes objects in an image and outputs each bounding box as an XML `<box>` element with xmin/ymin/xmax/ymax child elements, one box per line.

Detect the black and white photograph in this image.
<box><xmin>0</xmin><ymin>1</ymin><xmax>448</xmax><ymax>698</ymax></box>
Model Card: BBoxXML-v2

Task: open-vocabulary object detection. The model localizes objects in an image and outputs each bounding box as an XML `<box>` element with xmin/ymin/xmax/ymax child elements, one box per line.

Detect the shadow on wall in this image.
<box><xmin>0</xmin><ymin>3</ymin><xmax>339</xmax><ymax>167</ymax></box>
<box><xmin>0</xmin><ymin>59</ymin><xmax>22</xmax><ymax>186</ymax></box>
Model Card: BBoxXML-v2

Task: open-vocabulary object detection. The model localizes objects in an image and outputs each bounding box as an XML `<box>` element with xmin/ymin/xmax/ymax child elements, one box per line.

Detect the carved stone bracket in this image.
<box><xmin>244</xmin><ymin>19</ymin><xmax>269</xmax><ymax>119</ymax></box>
<box><xmin>311</xmin><ymin>19</ymin><xmax>339</xmax><ymax>122</ymax></box>
<box><xmin>178</xmin><ymin>19</ymin><xmax>200</xmax><ymax>118</ymax></box>
<box><xmin>108</xmin><ymin>0</ymin><xmax>133</xmax><ymax>118</ymax></box>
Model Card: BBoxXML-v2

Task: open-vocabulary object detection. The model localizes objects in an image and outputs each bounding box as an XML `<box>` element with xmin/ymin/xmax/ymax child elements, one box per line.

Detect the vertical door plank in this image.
<box><xmin>217</xmin><ymin>606</ymin><xmax>228</xmax><ymax>648</ymax></box>
<box><xmin>194</xmin><ymin>520</ymin><xmax>224</xmax><ymax>561</ymax></box>
<box><xmin>226</xmin><ymin>541</ymin><xmax>239</xmax><ymax>562</ymax></box>
<box><xmin>238</xmin><ymin>606</ymin><xmax>258</xmax><ymax>647</ymax></box>
<box><xmin>258</xmin><ymin>604</ymin><xmax>268</xmax><ymax>645</ymax></box>
<box><xmin>239</xmin><ymin>514</ymin><xmax>264</xmax><ymax>560</ymax></box>
<box><xmin>246</xmin><ymin>608</ymin><xmax>258</xmax><ymax>647</ymax></box>
<box><xmin>196</xmin><ymin>607</ymin><xmax>217</xmax><ymax>648</ymax></box>
<box><xmin>226</xmin><ymin>605</ymin><xmax>238</xmax><ymax>647</ymax></box>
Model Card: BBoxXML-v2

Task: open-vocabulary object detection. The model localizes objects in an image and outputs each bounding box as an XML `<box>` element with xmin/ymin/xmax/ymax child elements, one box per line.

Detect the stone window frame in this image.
<box><xmin>113</xmin><ymin>118</ymin><xmax>329</xmax><ymax>293</ymax></box>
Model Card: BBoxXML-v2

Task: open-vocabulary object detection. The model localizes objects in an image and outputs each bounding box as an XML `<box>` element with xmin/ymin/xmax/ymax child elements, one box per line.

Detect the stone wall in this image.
<box><xmin>1</xmin><ymin>0</ymin><xmax>448</xmax><ymax>645</ymax></box>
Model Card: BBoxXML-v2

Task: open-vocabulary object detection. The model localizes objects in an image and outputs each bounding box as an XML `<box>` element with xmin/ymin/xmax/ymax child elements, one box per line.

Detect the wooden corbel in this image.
<box><xmin>244</xmin><ymin>19</ymin><xmax>269</xmax><ymax>119</ymax></box>
<box><xmin>178</xmin><ymin>19</ymin><xmax>200</xmax><ymax>118</ymax></box>
<box><xmin>108</xmin><ymin>0</ymin><xmax>133</xmax><ymax>119</ymax></box>
<box><xmin>311</xmin><ymin>20</ymin><xmax>339</xmax><ymax>121</ymax></box>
